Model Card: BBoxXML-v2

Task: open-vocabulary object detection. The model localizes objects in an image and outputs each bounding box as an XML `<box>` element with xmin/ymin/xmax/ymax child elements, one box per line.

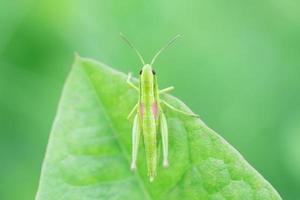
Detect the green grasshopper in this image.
<box><xmin>121</xmin><ymin>34</ymin><xmax>198</xmax><ymax>182</ymax></box>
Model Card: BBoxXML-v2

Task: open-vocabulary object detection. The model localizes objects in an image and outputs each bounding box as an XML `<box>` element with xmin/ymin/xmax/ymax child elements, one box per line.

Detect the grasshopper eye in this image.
<box><xmin>152</xmin><ymin>69</ymin><xmax>156</xmax><ymax>75</ymax></box>
<box><xmin>139</xmin><ymin>69</ymin><xmax>143</xmax><ymax>75</ymax></box>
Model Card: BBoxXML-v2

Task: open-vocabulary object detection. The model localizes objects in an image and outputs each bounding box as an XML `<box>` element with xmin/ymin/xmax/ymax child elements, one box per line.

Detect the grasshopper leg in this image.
<box><xmin>161</xmin><ymin>100</ymin><xmax>199</xmax><ymax>117</ymax></box>
<box><xmin>127</xmin><ymin>73</ymin><xmax>139</xmax><ymax>91</ymax></box>
<box><xmin>131</xmin><ymin>114</ymin><xmax>140</xmax><ymax>171</ymax></box>
<box><xmin>127</xmin><ymin>103</ymin><xmax>138</xmax><ymax>120</ymax></box>
<box><xmin>159</xmin><ymin>86</ymin><xmax>174</xmax><ymax>94</ymax></box>
<box><xmin>160</xmin><ymin>112</ymin><xmax>169</xmax><ymax>167</ymax></box>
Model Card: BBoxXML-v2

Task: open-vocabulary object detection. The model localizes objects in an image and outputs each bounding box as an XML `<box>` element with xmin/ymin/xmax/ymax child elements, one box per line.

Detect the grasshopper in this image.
<box><xmin>121</xmin><ymin>34</ymin><xmax>198</xmax><ymax>182</ymax></box>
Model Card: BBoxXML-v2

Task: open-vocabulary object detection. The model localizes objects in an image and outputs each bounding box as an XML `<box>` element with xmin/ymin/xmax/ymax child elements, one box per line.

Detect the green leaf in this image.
<box><xmin>36</xmin><ymin>56</ymin><xmax>281</xmax><ymax>200</ymax></box>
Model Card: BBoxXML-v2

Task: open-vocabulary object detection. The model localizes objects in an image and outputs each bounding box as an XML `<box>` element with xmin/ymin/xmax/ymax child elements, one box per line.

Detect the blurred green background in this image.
<box><xmin>0</xmin><ymin>0</ymin><xmax>299</xmax><ymax>199</ymax></box>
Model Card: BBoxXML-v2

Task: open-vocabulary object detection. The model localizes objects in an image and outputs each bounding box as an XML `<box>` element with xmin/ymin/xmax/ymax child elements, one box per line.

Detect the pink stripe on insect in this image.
<box><xmin>152</xmin><ymin>102</ymin><xmax>158</xmax><ymax>118</ymax></box>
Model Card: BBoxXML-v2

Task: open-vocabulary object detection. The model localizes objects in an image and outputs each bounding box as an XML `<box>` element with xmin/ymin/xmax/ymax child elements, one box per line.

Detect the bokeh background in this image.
<box><xmin>1</xmin><ymin>0</ymin><xmax>299</xmax><ymax>199</ymax></box>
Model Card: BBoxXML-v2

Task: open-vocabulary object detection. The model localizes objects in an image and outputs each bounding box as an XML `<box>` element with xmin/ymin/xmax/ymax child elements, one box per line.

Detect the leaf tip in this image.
<box><xmin>72</xmin><ymin>52</ymin><xmax>84</xmax><ymax>69</ymax></box>
<box><xmin>74</xmin><ymin>52</ymin><xmax>81</xmax><ymax>60</ymax></box>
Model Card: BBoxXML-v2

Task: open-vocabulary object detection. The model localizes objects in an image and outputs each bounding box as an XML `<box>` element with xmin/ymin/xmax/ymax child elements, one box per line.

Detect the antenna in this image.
<box><xmin>150</xmin><ymin>34</ymin><xmax>181</xmax><ymax>66</ymax></box>
<box><xmin>120</xmin><ymin>33</ymin><xmax>145</xmax><ymax>65</ymax></box>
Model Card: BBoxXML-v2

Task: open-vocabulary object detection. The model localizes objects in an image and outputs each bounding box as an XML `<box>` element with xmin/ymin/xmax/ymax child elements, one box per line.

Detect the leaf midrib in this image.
<box><xmin>79</xmin><ymin>61</ymin><xmax>152</xmax><ymax>200</ymax></box>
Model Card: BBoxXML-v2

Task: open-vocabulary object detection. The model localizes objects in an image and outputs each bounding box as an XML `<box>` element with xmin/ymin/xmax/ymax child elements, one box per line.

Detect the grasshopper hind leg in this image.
<box><xmin>131</xmin><ymin>114</ymin><xmax>140</xmax><ymax>170</ymax></box>
<box><xmin>160</xmin><ymin>112</ymin><xmax>169</xmax><ymax>168</ymax></box>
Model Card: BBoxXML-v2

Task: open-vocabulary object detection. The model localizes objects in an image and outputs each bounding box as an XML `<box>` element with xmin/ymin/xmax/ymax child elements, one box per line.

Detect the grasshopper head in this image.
<box><xmin>139</xmin><ymin>64</ymin><xmax>155</xmax><ymax>76</ymax></box>
<box><xmin>139</xmin><ymin>64</ymin><xmax>156</xmax><ymax>83</ymax></box>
